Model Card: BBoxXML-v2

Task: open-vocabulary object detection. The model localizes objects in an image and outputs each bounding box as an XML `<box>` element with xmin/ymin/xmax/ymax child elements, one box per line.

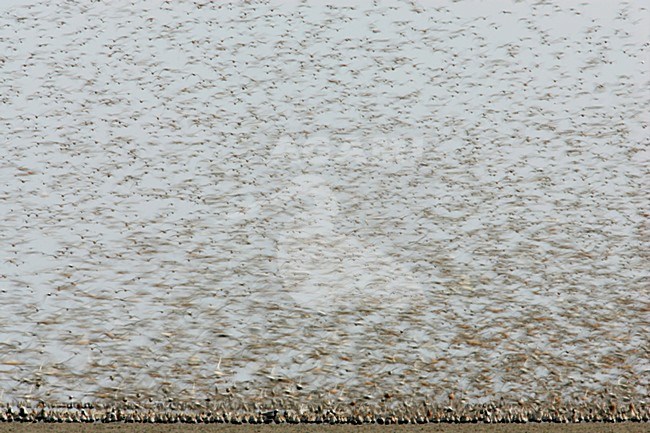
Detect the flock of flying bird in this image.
<box><xmin>0</xmin><ymin>0</ymin><xmax>648</xmax><ymax>422</ymax></box>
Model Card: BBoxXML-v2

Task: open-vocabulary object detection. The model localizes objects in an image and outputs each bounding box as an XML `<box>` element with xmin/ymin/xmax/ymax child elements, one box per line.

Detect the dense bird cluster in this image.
<box><xmin>0</xmin><ymin>0</ymin><xmax>648</xmax><ymax>421</ymax></box>
<box><xmin>1</xmin><ymin>400</ymin><xmax>649</xmax><ymax>424</ymax></box>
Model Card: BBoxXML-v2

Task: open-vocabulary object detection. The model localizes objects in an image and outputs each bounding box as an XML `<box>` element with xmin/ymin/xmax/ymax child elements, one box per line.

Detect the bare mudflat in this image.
<box><xmin>0</xmin><ymin>423</ymin><xmax>649</xmax><ymax>433</ymax></box>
